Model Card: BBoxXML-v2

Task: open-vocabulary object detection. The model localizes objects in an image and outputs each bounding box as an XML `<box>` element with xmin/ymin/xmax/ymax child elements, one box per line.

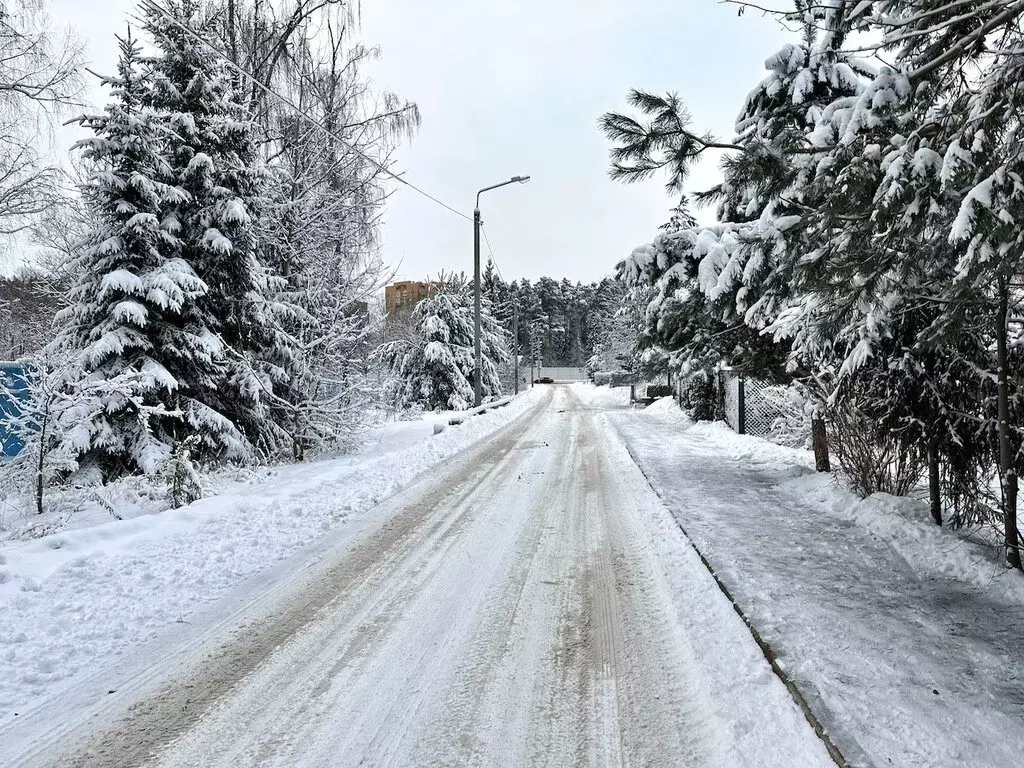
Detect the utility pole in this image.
<box><xmin>473</xmin><ymin>175</ymin><xmax>530</xmax><ymax>406</ymax></box>
<box><xmin>513</xmin><ymin>303</ymin><xmax>519</xmax><ymax>394</ymax></box>
<box><xmin>473</xmin><ymin>206</ymin><xmax>482</xmax><ymax>408</ymax></box>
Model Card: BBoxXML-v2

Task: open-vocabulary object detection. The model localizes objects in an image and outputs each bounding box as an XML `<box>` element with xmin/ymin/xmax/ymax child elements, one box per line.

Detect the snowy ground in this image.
<box><xmin>7</xmin><ymin>382</ymin><xmax>1017</xmax><ymax>767</ymax></box>
<box><xmin>582</xmin><ymin>385</ymin><xmax>1024</xmax><ymax>768</ymax></box>
<box><xmin>5</xmin><ymin>385</ymin><xmax>835</xmax><ymax>767</ymax></box>
<box><xmin>0</xmin><ymin>391</ymin><xmax>540</xmax><ymax>749</ymax></box>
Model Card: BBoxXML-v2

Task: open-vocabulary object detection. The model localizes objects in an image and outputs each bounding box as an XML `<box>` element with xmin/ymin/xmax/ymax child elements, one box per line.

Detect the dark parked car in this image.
<box><xmin>534</xmin><ymin>376</ymin><xmax>554</xmax><ymax>384</ymax></box>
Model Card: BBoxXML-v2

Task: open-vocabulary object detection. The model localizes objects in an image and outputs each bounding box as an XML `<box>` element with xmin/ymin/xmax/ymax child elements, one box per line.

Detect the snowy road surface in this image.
<box><xmin>22</xmin><ymin>385</ymin><xmax>834</xmax><ymax>768</ymax></box>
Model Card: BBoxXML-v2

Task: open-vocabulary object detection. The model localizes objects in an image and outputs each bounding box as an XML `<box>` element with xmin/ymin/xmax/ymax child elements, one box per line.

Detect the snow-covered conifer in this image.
<box><xmin>57</xmin><ymin>31</ymin><xmax>213</xmax><ymax>479</ymax></box>
<box><xmin>383</xmin><ymin>276</ymin><xmax>508</xmax><ymax>411</ymax></box>
<box><xmin>142</xmin><ymin>0</ymin><xmax>285</xmax><ymax>460</ymax></box>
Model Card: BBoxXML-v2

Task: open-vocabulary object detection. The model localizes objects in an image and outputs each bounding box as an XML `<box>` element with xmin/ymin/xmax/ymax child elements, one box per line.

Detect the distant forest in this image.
<box><xmin>480</xmin><ymin>261</ymin><xmax>623</xmax><ymax>368</ymax></box>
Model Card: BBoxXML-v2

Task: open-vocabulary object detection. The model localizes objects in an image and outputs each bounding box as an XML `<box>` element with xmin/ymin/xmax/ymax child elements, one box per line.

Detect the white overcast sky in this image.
<box><xmin>50</xmin><ymin>0</ymin><xmax>790</xmax><ymax>284</ymax></box>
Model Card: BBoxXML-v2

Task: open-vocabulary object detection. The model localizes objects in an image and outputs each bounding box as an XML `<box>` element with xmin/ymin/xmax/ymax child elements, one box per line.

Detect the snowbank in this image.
<box><xmin>642</xmin><ymin>393</ymin><xmax>691</xmax><ymax>424</ymax></box>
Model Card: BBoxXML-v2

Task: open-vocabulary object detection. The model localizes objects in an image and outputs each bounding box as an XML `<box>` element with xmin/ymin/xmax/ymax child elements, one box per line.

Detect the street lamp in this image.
<box><xmin>474</xmin><ymin>175</ymin><xmax>530</xmax><ymax>407</ymax></box>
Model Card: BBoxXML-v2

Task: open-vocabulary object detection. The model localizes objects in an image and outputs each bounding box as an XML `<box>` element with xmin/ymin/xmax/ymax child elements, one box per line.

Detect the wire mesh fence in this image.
<box><xmin>716</xmin><ymin>368</ymin><xmax>809</xmax><ymax>446</ymax></box>
<box><xmin>745</xmin><ymin>378</ymin><xmax>787</xmax><ymax>436</ymax></box>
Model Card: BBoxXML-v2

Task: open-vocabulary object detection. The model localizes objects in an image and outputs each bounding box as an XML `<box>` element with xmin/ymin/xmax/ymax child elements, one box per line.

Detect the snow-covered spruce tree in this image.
<box><xmin>56</xmin><ymin>31</ymin><xmax>208</xmax><ymax>480</ymax></box>
<box><xmin>382</xmin><ymin>276</ymin><xmax>508</xmax><ymax>412</ymax></box>
<box><xmin>142</xmin><ymin>0</ymin><xmax>290</xmax><ymax>461</ymax></box>
<box><xmin>912</xmin><ymin>2</ymin><xmax>1024</xmax><ymax>566</ymax></box>
<box><xmin>166</xmin><ymin>434</ymin><xmax>202</xmax><ymax>507</ymax></box>
<box><xmin>943</xmin><ymin>51</ymin><xmax>1024</xmax><ymax>567</ymax></box>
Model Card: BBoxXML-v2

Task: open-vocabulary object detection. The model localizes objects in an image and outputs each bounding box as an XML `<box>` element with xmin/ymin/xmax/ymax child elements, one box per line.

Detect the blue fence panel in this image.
<box><xmin>0</xmin><ymin>362</ymin><xmax>30</xmax><ymax>457</ymax></box>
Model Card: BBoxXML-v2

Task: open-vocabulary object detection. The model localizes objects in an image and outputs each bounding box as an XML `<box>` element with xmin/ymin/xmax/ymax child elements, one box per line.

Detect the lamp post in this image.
<box><xmin>513</xmin><ymin>303</ymin><xmax>519</xmax><ymax>394</ymax></box>
<box><xmin>474</xmin><ymin>175</ymin><xmax>530</xmax><ymax>407</ymax></box>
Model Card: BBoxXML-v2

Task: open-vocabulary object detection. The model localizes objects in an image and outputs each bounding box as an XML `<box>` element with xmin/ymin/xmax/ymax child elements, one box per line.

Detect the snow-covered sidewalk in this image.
<box><xmin>0</xmin><ymin>390</ymin><xmax>542</xmax><ymax>734</ymax></box>
<box><xmin>578</xmin><ymin>385</ymin><xmax>1024</xmax><ymax>768</ymax></box>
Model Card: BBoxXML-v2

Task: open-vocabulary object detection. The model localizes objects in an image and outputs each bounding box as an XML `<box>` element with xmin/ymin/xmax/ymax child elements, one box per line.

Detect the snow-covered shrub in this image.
<box><xmin>1</xmin><ymin>362</ymin><xmax>131</xmax><ymax>529</ymax></box>
<box><xmin>395</xmin><ymin>402</ymin><xmax>424</xmax><ymax>422</ymax></box>
<box><xmin>679</xmin><ymin>368</ymin><xmax>715</xmax><ymax>421</ymax></box>
<box><xmin>0</xmin><ymin>358</ymin><xmax>91</xmax><ymax>516</ymax></box>
<box><xmin>166</xmin><ymin>437</ymin><xmax>202</xmax><ymax>508</ymax></box>
<box><xmin>829</xmin><ymin>401</ymin><xmax>926</xmax><ymax>499</ymax></box>
<box><xmin>761</xmin><ymin>383</ymin><xmax>813</xmax><ymax>449</ymax></box>
<box><xmin>0</xmin><ymin>348</ymin><xmax>183</xmax><ymax>516</ymax></box>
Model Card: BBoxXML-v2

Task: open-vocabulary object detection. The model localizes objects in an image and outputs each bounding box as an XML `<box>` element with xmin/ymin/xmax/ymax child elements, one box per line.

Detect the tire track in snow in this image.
<box><xmin>152</xmin><ymin>402</ymin><xmax>556</xmax><ymax>768</ymax></box>
<box><xmin>572</xmin><ymin>388</ymin><xmax>734</xmax><ymax>768</ymax></box>
<box><xmin>398</xmin><ymin>397</ymin><xmax>594</xmax><ymax>767</ymax></box>
<box><xmin>36</xmin><ymin>385</ymin><xmax>837</xmax><ymax>768</ymax></box>
<box><xmin>40</xmin><ymin>391</ymin><xmax>551</xmax><ymax>768</ymax></box>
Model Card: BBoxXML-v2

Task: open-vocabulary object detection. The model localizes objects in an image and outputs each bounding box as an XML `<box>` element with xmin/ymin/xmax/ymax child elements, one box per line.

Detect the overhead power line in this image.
<box><xmin>479</xmin><ymin>224</ymin><xmax>506</xmax><ymax>283</ymax></box>
<box><xmin>136</xmin><ymin>0</ymin><xmax>473</xmax><ymax>223</ymax></box>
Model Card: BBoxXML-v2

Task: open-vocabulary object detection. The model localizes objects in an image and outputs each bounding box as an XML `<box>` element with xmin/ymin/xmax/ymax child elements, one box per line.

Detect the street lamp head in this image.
<box><xmin>512</xmin><ymin>175</ymin><xmax>531</xmax><ymax>183</ymax></box>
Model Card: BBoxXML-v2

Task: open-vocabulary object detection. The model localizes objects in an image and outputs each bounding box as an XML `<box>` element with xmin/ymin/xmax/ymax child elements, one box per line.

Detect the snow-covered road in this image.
<box><xmin>29</xmin><ymin>386</ymin><xmax>834</xmax><ymax>767</ymax></box>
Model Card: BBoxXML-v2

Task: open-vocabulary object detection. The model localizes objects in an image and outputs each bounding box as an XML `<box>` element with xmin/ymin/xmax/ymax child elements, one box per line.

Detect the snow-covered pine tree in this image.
<box><xmin>382</xmin><ymin>276</ymin><xmax>508</xmax><ymax>411</ymax></box>
<box><xmin>56</xmin><ymin>30</ymin><xmax>210</xmax><ymax>480</ymax></box>
<box><xmin>141</xmin><ymin>0</ymin><xmax>288</xmax><ymax>461</ymax></box>
<box><xmin>608</xmin><ymin>5</ymin><xmax>868</xmax><ymax>357</ymax></box>
<box><xmin>603</xmin><ymin>4</ymin><xmax>871</xmax><ymax>466</ymax></box>
<box><xmin>777</xmin><ymin>0</ymin><xmax>1024</xmax><ymax>563</ymax></box>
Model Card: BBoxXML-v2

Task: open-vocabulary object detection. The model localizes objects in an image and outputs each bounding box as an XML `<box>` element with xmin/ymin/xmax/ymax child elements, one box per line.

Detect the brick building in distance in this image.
<box><xmin>384</xmin><ymin>280</ymin><xmax>437</xmax><ymax>319</ymax></box>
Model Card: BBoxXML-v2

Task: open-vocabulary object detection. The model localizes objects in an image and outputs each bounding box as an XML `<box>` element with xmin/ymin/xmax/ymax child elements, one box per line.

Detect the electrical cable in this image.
<box><xmin>479</xmin><ymin>224</ymin><xmax>506</xmax><ymax>283</ymax></box>
<box><xmin>137</xmin><ymin>0</ymin><xmax>473</xmax><ymax>223</ymax></box>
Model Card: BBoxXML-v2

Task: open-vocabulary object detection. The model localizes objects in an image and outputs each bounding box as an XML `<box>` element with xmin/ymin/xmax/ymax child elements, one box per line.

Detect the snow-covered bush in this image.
<box><xmin>0</xmin><ymin>350</ymin><xmax>172</xmax><ymax>516</ymax></box>
<box><xmin>679</xmin><ymin>368</ymin><xmax>715</xmax><ymax>421</ymax></box>
<box><xmin>166</xmin><ymin>436</ymin><xmax>202</xmax><ymax>508</ymax></box>
<box><xmin>0</xmin><ymin>360</ymin><xmax>76</xmax><ymax>516</ymax></box>
<box><xmin>760</xmin><ymin>383</ymin><xmax>814</xmax><ymax>449</ymax></box>
<box><xmin>829</xmin><ymin>401</ymin><xmax>926</xmax><ymax>500</ymax></box>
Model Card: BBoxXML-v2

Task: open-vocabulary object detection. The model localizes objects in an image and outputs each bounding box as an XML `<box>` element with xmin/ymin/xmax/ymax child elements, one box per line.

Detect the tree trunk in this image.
<box><xmin>928</xmin><ymin>438</ymin><xmax>941</xmax><ymax>526</ymax></box>
<box><xmin>996</xmin><ymin>277</ymin><xmax>1021</xmax><ymax>569</ymax></box>
<box><xmin>227</xmin><ymin>0</ymin><xmax>238</xmax><ymax>63</ymax></box>
<box><xmin>812</xmin><ymin>414</ymin><xmax>831</xmax><ymax>473</ymax></box>
<box><xmin>35</xmin><ymin>406</ymin><xmax>47</xmax><ymax>515</ymax></box>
